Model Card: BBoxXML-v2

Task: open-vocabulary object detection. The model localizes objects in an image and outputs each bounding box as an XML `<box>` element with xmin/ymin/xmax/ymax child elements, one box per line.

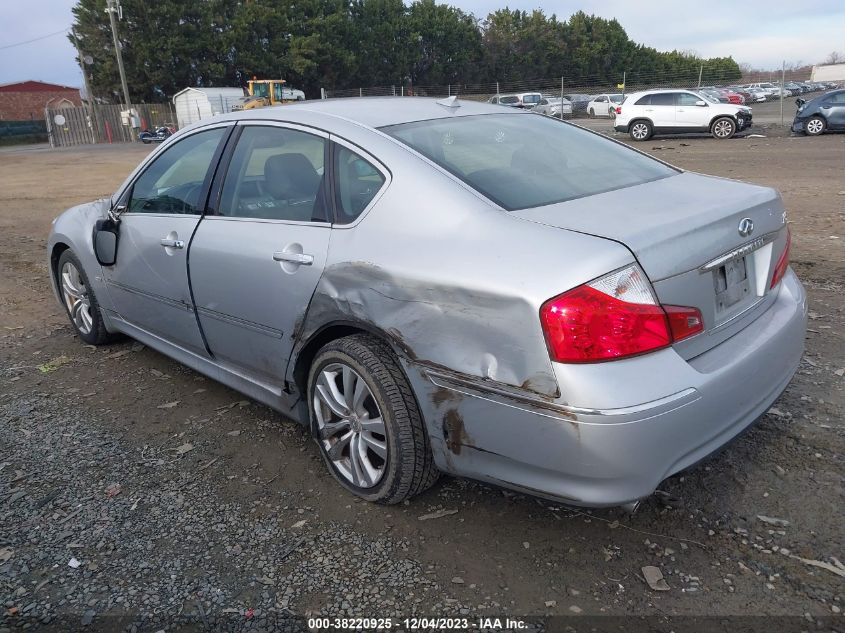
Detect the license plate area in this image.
<box><xmin>713</xmin><ymin>256</ymin><xmax>751</xmax><ymax>313</ymax></box>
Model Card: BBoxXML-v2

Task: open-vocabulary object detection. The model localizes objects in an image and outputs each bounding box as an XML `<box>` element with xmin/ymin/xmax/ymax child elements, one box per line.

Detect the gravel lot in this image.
<box><xmin>1</xmin><ymin>130</ymin><xmax>843</xmax><ymax>632</ymax></box>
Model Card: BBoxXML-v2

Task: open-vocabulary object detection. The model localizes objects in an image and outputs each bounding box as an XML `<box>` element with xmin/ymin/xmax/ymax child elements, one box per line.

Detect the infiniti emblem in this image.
<box><xmin>738</xmin><ymin>217</ymin><xmax>754</xmax><ymax>237</ymax></box>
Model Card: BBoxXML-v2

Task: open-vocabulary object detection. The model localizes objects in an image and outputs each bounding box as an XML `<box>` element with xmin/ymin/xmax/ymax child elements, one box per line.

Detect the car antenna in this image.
<box><xmin>436</xmin><ymin>95</ymin><xmax>460</xmax><ymax>109</ymax></box>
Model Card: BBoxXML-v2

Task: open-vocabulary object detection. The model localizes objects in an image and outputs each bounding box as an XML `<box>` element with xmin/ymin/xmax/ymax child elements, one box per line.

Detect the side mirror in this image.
<box><xmin>695</xmin><ymin>100</ymin><xmax>707</xmax><ymax>106</ymax></box>
<box><xmin>93</xmin><ymin>218</ymin><xmax>120</xmax><ymax>266</ymax></box>
<box><xmin>795</xmin><ymin>98</ymin><xmax>805</xmax><ymax>107</ymax></box>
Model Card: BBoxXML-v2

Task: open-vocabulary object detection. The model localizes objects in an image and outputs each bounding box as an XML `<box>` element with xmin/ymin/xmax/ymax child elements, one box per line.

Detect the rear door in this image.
<box><xmin>820</xmin><ymin>91</ymin><xmax>845</xmax><ymax>129</ymax></box>
<box><xmin>104</xmin><ymin>125</ymin><xmax>230</xmax><ymax>354</ymax></box>
<box><xmin>648</xmin><ymin>92</ymin><xmax>676</xmax><ymax>128</ymax></box>
<box><xmin>188</xmin><ymin>123</ymin><xmax>332</xmax><ymax>386</ymax></box>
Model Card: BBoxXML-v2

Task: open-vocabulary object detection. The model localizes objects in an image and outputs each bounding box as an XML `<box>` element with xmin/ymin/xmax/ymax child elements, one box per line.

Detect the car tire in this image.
<box><xmin>804</xmin><ymin>116</ymin><xmax>826</xmax><ymax>136</ymax></box>
<box><xmin>308</xmin><ymin>334</ymin><xmax>439</xmax><ymax>504</ymax></box>
<box><xmin>588</xmin><ymin>108</ymin><xmax>595</xmax><ymax>118</ymax></box>
<box><xmin>629</xmin><ymin>120</ymin><xmax>652</xmax><ymax>141</ymax></box>
<box><xmin>57</xmin><ymin>250</ymin><xmax>114</xmax><ymax>346</ymax></box>
<box><xmin>711</xmin><ymin>117</ymin><xmax>736</xmax><ymax>139</ymax></box>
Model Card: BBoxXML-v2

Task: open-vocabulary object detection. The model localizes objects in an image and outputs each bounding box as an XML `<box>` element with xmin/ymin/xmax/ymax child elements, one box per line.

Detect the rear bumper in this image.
<box><xmin>412</xmin><ymin>269</ymin><xmax>807</xmax><ymax>507</ymax></box>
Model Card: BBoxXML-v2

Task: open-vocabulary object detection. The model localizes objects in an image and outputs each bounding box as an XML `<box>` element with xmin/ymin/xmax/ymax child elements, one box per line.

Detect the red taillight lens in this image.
<box><xmin>770</xmin><ymin>227</ymin><xmax>792</xmax><ymax>289</ymax></box>
<box><xmin>664</xmin><ymin>305</ymin><xmax>704</xmax><ymax>342</ymax></box>
<box><xmin>540</xmin><ymin>265</ymin><xmax>704</xmax><ymax>363</ymax></box>
<box><xmin>615</xmin><ymin>106</ymin><xmax>622</xmax><ymax>114</ymax></box>
<box><xmin>540</xmin><ymin>286</ymin><xmax>671</xmax><ymax>362</ymax></box>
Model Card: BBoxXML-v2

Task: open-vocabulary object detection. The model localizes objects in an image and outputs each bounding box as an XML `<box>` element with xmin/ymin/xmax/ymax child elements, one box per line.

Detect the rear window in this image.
<box><xmin>382</xmin><ymin>113</ymin><xmax>677</xmax><ymax>211</ymax></box>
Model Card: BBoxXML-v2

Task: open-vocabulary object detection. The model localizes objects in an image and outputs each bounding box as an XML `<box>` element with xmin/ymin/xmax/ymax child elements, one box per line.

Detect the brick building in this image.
<box><xmin>0</xmin><ymin>80</ymin><xmax>82</xmax><ymax>121</ymax></box>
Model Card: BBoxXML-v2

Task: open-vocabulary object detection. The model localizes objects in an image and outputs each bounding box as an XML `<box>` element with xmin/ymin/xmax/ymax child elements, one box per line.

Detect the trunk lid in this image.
<box><xmin>512</xmin><ymin>171</ymin><xmax>790</xmax><ymax>358</ymax></box>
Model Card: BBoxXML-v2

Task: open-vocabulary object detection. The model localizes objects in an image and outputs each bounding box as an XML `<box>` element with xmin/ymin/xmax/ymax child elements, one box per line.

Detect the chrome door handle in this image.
<box><xmin>160</xmin><ymin>238</ymin><xmax>185</xmax><ymax>249</ymax></box>
<box><xmin>273</xmin><ymin>251</ymin><xmax>313</xmax><ymax>265</ymax></box>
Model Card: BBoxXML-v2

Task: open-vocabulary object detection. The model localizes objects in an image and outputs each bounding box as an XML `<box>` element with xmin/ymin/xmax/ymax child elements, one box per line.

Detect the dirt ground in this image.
<box><xmin>1</xmin><ymin>132</ymin><xmax>843</xmax><ymax>630</ymax></box>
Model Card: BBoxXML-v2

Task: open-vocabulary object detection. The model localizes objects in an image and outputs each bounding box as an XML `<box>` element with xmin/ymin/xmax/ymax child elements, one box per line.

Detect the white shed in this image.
<box><xmin>811</xmin><ymin>63</ymin><xmax>845</xmax><ymax>83</ymax></box>
<box><xmin>172</xmin><ymin>87</ymin><xmax>244</xmax><ymax>129</ymax></box>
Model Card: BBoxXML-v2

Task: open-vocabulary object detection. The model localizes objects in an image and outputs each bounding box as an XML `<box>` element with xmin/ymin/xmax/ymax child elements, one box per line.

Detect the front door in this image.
<box><xmin>674</xmin><ymin>92</ymin><xmax>707</xmax><ymax>130</ymax></box>
<box><xmin>103</xmin><ymin>126</ymin><xmax>230</xmax><ymax>355</ymax></box>
<box><xmin>188</xmin><ymin>123</ymin><xmax>332</xmax><ymax>386</ymax></box>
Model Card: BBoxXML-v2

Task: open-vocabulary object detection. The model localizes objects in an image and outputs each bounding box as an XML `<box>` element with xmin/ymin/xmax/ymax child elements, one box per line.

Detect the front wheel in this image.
<box><xmin>57</xmin><ymin>250</ymin><xmax>113</xmax><ymax>345</ymax></box>
<box><xmin>629</xmin><ymin>120</ymin><xmax>652</xmax><ymax>141</ymax></box>
<box><xmin>804</xmin><ymin>116</ymin><xmax>826</xmax><ymax>136</ymax></box>
<box><xmin>711</xmin><ymin>117</ymin><xmax>736</xmax><ymax>139</ymax></box>
<box><xmin>308</xmin><ymin>334</ymin><xmax>439</xmax><ymax>504</ymax></box>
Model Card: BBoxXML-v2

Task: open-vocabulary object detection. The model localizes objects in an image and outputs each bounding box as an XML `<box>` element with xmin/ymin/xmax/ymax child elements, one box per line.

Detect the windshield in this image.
<box><xmin>382</xmin><ymin>113</ymin><xmax>677</xmax><ymax>211</ymax></box>
<box><xmin>251</xmin><ymin>83</ymin><xmax>269</xmax><ymax>98</ymax></box>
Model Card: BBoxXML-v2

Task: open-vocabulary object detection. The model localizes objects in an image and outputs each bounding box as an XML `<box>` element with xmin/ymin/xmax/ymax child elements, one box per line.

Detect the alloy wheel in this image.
<box><xmin>713</xmin><ymin>119</ymin><xmax>734</xmax><ymax>138</ymax></box>
<box><xmin>313</xmin><ymin>363</ymin><xmax>388</xmax><ymax>488</ymax></box>
<box><xmin>806</xmin><ymin>119</ymin><xmax>824</xmax><ymax>135</ymax></box>
<box><xmin>632</xmin><ymin>123</ymin><xmax>649</xmax><ymax>140</ymax></box>
<box><xmin>61</xmin><ymin>261</ymin><xmax>93</xmax><ymax>335</ymax></box>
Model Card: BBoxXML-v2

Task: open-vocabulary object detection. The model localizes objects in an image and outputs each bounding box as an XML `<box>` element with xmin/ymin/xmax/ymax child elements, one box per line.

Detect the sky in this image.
<box><xmin>1</xmin><ymin>0</ymin><xmax>844</xmax><ymax>89</ymax></box>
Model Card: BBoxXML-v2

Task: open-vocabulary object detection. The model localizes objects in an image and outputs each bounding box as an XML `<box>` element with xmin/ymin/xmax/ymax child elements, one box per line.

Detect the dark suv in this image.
<box><xmin>792</xmin><ymin>89</ymin><xmax>845</xmax><ymax>136</ymax></box>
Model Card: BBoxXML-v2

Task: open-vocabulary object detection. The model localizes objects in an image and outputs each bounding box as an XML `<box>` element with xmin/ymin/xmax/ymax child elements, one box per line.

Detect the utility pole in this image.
<box><xmin>780</xmin><ymin>60</ymin><xmax>785</xmax><ymax>127</ymax></box>
<box><xmin>105</xmin><ymin>0</ymin><xmax>131</xmax><ymax>106</ymax></box>
<box><xmin>71</xmin><ymin>29</ymin><xmax>97</xmax><ymax>143</ymax></box>
<box><xmin>697</xmin><ymin>64</ymin><xmax>703</xmax><ymax>89</ymax></box>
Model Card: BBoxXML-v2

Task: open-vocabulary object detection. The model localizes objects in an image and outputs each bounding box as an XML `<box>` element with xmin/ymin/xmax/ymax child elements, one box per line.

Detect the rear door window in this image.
<box><xmin>650</xmin><ymin>93</ymin><xmax>675</xmax><ymax>106</ymax></box>
<box><xmin>217</xmin><ymin>126</ymin><xmax>328</xmax><ymax>222</ymax></box>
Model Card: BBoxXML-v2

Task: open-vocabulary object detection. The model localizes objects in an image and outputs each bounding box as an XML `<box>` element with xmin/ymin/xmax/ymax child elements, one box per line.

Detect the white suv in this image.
<box><xmin>614</xmin><ymin>89</ymin><xmax>752</xmax><ymax>141</ymax></box>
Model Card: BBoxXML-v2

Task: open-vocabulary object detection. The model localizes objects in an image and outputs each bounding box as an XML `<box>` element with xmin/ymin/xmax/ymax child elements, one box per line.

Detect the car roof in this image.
<box><xmin>207</xmin><ymin>96</ymin><xmax>523</xmax><ymax>130</ymax></box>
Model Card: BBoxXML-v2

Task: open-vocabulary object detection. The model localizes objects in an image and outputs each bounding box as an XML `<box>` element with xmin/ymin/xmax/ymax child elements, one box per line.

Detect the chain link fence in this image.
<box><xmin>322</xmin><ymin>67</ymin><xmax>817</xmax><ymax>119</ymax></box>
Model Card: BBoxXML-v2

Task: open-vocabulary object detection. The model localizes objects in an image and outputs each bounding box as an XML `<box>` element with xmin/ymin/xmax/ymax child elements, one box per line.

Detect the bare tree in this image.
<box><xmin>823</xmin><ymin>51</ymin><xmax>844</xmax><ymax>65</ymax></box>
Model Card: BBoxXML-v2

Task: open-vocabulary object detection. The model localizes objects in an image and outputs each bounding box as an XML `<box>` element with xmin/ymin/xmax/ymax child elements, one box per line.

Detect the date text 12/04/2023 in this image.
<box><xmin>306</xmin><ymin>617</ymin><xmax>529</xmax><ymax>630</ymax></box>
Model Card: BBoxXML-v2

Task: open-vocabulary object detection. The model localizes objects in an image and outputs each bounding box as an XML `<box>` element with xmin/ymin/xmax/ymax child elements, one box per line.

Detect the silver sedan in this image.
<box><xmin>48</xmin><ymin>97</ymin><xmax>806</xmax><ymax>508</ymax></box>
<box><xmin>532</xmin><ymin>96</ymin><xmax>573</xmax><ymax>118</ymax></box>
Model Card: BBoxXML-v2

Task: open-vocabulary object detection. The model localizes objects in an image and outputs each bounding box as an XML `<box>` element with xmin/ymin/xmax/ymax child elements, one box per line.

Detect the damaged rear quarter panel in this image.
<box><xmin>288</xmin><ymin>122</ymin><xmax>634</xmax><ymax>457</ymax></box>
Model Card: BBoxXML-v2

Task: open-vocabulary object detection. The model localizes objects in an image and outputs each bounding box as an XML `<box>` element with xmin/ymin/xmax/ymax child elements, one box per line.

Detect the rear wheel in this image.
<box><xmin>711</xmin><ymin>117</ymin><xmax>736</xmax><ymax>139</ymax></box>
<box><xmin>308</xmin><ymin>334</ymin><xmax>438</xmax><ymax>504</ymax></box>
<box><xmin>588</xmin><ymin>107</ymin><xmax>595</xmax><ymax>117</ymax></box>
<box><xmin>57</xmin><ymin>250</ymin><xmax>113</xmax><ymax>345</ymax></box>
<box><xmin>804</xmin><ymin>116</ymin><xmax>826</xmax><ymax>136</ymax></box>
<box><xmin>629</xmin><ymin>120</ymin><xmax>652</xmax><ymax>141</ymax></box>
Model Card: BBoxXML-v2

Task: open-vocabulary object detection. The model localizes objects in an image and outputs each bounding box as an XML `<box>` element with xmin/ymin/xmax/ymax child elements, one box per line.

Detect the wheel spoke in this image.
<box><xmin>326</xmin><ymin>429</ymin><xmax>353</xmax><ymax>461</ymax></box>
<box><xmin>348</xmin><ymin>434</ymin><xmax>367</xmax><ymax>487</ymax></box>
<box><xmin>62</xmin><ymin>272</ymin><xmax>83</xmax><ymax>300</ymax></box>
<box><xmin>319</xmin><ymin>419</ymin><xmax>351</xmax><ymax>440</ymax></box>
<box><xmin>360</xmin><ymin>416</ymin><xmax>384</xmax><ymax>433</ymax></box>
<box><xmin>361</xmin><ymin>432</ymin><xmax>387</xmax><ymax>459</ymax></box>
<box><xmin>79</xmin><ymin>305</ymin><xmax>93</xmax><ymax>332</ymax></box>
<box><xmin>351</xmin><ymin>375</ymin><xmax>369</xmax><ymax>416</ymax></box>
<box><xmin>316</xmin><ymin>371</ymin><xmax>348</xmax><ymax>417</ymax></box>
<box><xmin>342</xmin><ymin>365</ymin><xmax>356</xmax><ymax>407</ymax></box>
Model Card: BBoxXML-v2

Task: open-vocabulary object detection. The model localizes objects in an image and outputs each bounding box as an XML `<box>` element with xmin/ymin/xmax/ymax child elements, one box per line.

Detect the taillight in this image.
<box><xmin>664</xmin><ymin>305</ymin><xmax>704</xmax><ymax>342</ymax></box>
<box><xmin>615</xmin><ymin>106</ymin><xmax>622</xmax><ymax>114</ymax></box>
<box><xmin>540</xmin><ymin>265</ymin><xmax>703</xmax><ymax>363</ymax></box>
<box><xmin>770</xmin><ymin>227</ymin><xmax>792</xmax><ymax>289</ymax></box>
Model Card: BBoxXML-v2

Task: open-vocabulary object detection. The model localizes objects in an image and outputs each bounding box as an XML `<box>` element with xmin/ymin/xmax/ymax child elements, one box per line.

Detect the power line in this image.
<box><xmin>0</xmin><ymin>27</ymin><xmax>70</xmax><ymax>51</ymax></box>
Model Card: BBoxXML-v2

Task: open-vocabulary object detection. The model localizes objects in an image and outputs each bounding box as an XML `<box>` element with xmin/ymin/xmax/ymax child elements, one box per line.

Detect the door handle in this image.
<box><xmin>160</xmin><ymin>238</ymin><xmax>185</xmax><ymax>249</ymax></box>
<box><xmin>273</xmin><ymin>251</ymin><xmax>313</xmax><ymax>265</ymax></box>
